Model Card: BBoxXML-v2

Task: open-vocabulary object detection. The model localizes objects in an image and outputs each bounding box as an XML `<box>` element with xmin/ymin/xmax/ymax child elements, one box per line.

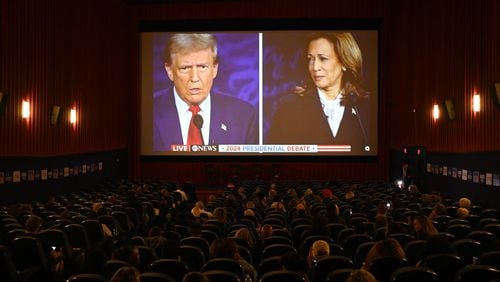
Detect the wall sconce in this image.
<box><xmin>473</xmin><ymin>94</ymin><xmax>480</xmax><ymax>112</ymax></box>
<box><xmin>22</xmin><ymin>100</ymin><xmax>30</xmax><ymax>119</ymax></box>
<box><xmin>432</xmin><ymin>103</ymin><xmax>440</xmax><ymax>120</ymax></box>
<box><xmin>70</xmin><ymin>107</ymin><xmax>77</xmax><ymax>124</ymax></box>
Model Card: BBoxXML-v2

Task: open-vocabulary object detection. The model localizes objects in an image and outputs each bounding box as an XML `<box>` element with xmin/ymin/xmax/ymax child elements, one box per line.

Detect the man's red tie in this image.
<box><xmin>187</xmin><ymin>105</ymin><xmax>203</xmax><ymax>146</ymax></box>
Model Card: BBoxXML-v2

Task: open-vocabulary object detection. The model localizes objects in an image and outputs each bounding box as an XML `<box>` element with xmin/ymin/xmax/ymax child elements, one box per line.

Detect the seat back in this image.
<box><xmin>64</xmin><ymin>223</ymin><xmax>91</xmax><ymax>251</ymax></box>
<box><xmin>148</xmin><ymin>259</ymin><xmax>189</xmax><ymax>282</ymax></box>
<box><xmin>180</xmin><ymin>236</ymin><xmax>210</xmax><ymax>259</ymax></box>
<box><xmin>203</xmin><ymin>270</ymin><xmax>241</xmax><ymax>282</ymax></box>
<box><xmin>179</xmin><ymin>245</ymin><xmax>206</xmax><ymax>271</ymax></box>
<box><xmin>201</xmin><ymin>258</ymin><xmax>245</xmax><ymax>281</ymax></box>
<box><xmin>419</xmin><ymin>253</ymin><xmax>465</xmax><ymax>282</ymax></box>
<box><xmin>325</xmin><ymin>268</ymin><xmax>354</xmax><ymax>282</ymax></box>
<box><xmin>454</xmin><ymin>265</ymin><xmax>500</xmax><ymax>282</ymax></box>
<box><xmin>0</xmin><ymin>245</ymin><xmax>20</xmax><ymax>282</ymax></box>
<box><xmin>82</xmin><ymin>220</ymin><xmax>107</xmax><ymax>248</ymax></box>
<box><xmin>390</xmin><ymin>266</ymin><xmax>439</xmax><ymax>282</ymax></box>
<box><xmin>105</xmin><ymin>260</ymin><xmax>131</xmax><ymax>278</ymax></box>
<box><xmin>259</xmin><ymin>270</ymin><xmax>305</xmax><ymax>282</ymax></box>
<box><xmin>311</xmin><ymin>255</ymin><xmax>354</xmax><ymax>282</ymax></box>
<box><xmin>342</xmin><ymin>234</ymin><xmax>374</xmax><ymax>259</ymax></box>
<box><xmin>479</xmin><ymin>251</ymin><xmax>500</xmax><ymax>269</ymax></box>
<box><xmin>139</xmin><ymin>272</ymin><xmax>175</xmax><ymax>282</ymax></box>
<box><xmin>452</xmin><ymin>239</ymin><xmax>482</xmax><ymax>265</ymax></box>
<box><xmin>368</xmin><ymin>256</ymin><xmax>409</xmax><ymax>282</ymax></box>
<box><xmin>66</xmin><ymin>273</ymin><xmax>109</xmax><ymax>282</ymax></box>
<box><xmin>262</xmin><ymin>244</ymin><xmax>297</xmax><ymax>260</ymax></box>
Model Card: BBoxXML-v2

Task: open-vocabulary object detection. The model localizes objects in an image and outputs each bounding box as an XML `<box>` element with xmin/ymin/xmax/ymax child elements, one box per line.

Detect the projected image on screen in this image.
<box><xmin>141</xmin><ymin>26</ymin><xmax>378</xmax><ymax>157</ymax></box>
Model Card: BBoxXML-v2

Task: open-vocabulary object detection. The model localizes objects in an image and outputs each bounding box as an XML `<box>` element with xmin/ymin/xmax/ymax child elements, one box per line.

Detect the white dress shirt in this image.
<box><xmin>318</xmin><ymin>88</ymin><xmax>345</xmax><ymax>138</ymax></box>
<box><xmin>173</xmin><ymin>88</ymin><xmax>211</xmax><ymax>145</ymax></box>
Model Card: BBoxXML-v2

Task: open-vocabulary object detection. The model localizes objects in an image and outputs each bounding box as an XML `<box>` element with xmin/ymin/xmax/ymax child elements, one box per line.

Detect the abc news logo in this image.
<box><xmin>171</xmin><ymin>144</ymin><xmax>218</xmax><ymax>152</ymax></box>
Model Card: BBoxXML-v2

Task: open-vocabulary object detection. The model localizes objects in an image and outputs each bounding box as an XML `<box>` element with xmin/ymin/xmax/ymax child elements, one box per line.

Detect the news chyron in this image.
<box><xmin>170</xmin><ymin>144</ymin><xmax>352</xmax><ymax>153</ymax></box>
<box><xmin>171</xmin><ymin>144</ymin><xmax>219</xmax><ymax>153</ymax></box>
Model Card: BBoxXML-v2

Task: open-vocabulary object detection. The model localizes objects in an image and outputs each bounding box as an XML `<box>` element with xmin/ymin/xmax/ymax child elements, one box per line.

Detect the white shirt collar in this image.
<box><xmin>173</xmin><ymin>87</ymin><xmax>211</xmax><ymax>144</ymax></box>
<box><xmin>317</xmin><ymin>88</ymin><xmax>345</xmax><ymax>138</ymax></box>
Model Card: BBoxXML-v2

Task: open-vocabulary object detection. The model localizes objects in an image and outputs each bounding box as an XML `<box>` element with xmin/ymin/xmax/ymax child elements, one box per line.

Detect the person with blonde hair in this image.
<box><xmin>308</xmin><ymin>239</ymin><xmax>330</xmax><ymax>267</ymax></box>
<box><xmin>191</xmin><ymin>200</ymin><xmax>212</xmax><ymax>218</ymax></box>
<box><xmin>458</xmin><ymin>197</ymin><xmax>471</xmax><ymax>209</ymax></box>
<box><xmin>457</xmin><ymin>207</ymin><xmax>470</xmax><ymax>219</ymax></box>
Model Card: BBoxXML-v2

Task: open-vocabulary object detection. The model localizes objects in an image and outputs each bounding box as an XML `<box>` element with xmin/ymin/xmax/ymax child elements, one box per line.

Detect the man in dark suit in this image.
<box><xmin>153</xmin><ymin>33</ymin><xmax>257</xmax><ymax>151</ymax></box>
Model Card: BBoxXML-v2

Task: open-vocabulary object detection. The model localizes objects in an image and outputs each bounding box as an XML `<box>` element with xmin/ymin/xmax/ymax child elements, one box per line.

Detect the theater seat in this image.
<box><xmin>390</xmin><ymin>266</ymin><xmax>439</xmax><ymax>282</ymax></box>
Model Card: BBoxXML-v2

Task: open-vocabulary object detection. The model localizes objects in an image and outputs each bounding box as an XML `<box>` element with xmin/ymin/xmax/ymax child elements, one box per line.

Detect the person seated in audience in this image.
<box><xmin>209</xmin><ymin>237</ymin><xmax>256</xmax><ymax>281</ymax></box>
<box><xmin>110</xmin><ymin>266</ymin><xmax>140</xmax><ymax>282</ymax></box>
<box><xmin>345</xmin><ymin>190</ymin><xmax>356</xmax><ymax>201</ymax></box>
<box><xmin>307</xmin><ymin>239</ymin><xmax>330</xmax><ymax>268</ymax></box>
<box><xmin>456</xmin><ymin>207</ymin><xmax>470</xmax><ymax>219</ymax></box>
<box><xmin>269</xmin><ymin>201</ymin><xmax>286</xmax><ymax>212</ymax></box>
<box><xmin>326</xmin><ymin>202</ymin><xmax>345</xmax><ymax>224</ymax></box>
<box><xmin>182</xmin><ymin>271</ymin><xmax>210</xmax><ymax>282</ymax></box>
<box><xmin>237</xmin><ymin>187</ymin><xmax>248</xmax><ymax>202</ymax></box>
<box><xmin>25</xmin><ymin>214</ymin><xmax>65</xmax><ymax>276</ymax></box>
<box><xmin>235</xmin><ymin>227</ymin><xmax>255</xmax><ymax>251</ymax></box>
<box><xmin>458</xmin><ymin>197</ymin><xmax>471</xmax><ymax>209</ymax></box>
<box><xmin>363</xmin><ymin>238</ymin><xmax>406</xmax><ymax>269</ymax></box>
<box><xmin>346</xmin><ymin>268</ymin><xmax>376</xmax><ymax>282</ymax></box>
<box><xmin>408</xmin><ymin>184</ymin><xmax>420</xmax><ymax>194</ymax></box>
<box><xmin>212</xmin><ymin>207</ymin><xmax>229</xmax><ymax>226</ymax></box>
<box><xmin>191</xmin><ymin>200</ymin><xmax>213</xmax><ymax>219</ymax></box>
<box><xmin>144</xmin><ymin>226</ymin><xmax>168</xmax><ymax>256</ymax></box>
<box><xmin>428</xmin><ymin>203</ymin><xmax>447</xmax><ymax>220</ymax></box>
<box><xmin>111</xmin><ymin>244</ymin><xmax>140</xmax><ymax>268</ymax></box>
<box><xmin>290</xmin><ymin>201</ymin><xmax>310</xmax><ymax>219</ymax></box>
<box><xmin>413</xmin><ymin>214</ymin><xmax>438</xmax><ymax>240</ymax></box>
<box><xmin>412</xmin><ymin>215</ymin><xmax>438</xmax><ymax>240</ymax></box>
<box><xmin>374</xmin><ymin>214</ymin><xmax>388</xmax><ymax>232</ymax></box>
<box><xmin>281</xmin><ymin>251</ymin><xmax>310</xmax><ymax>282</ymax></box>
<box><xmin>385</xmin><ymin>221</ymin><xmax>407</xmax><ymax>238</ymax></box>
<box><xmin>303</xmin><ymin>214</ymin><xmax>331</xmax><ymax>239</ymax></box>
<box><xmin>376</xmin><ymin>201</ymin><xmax>389</xmax><ymax>216</ymax></box>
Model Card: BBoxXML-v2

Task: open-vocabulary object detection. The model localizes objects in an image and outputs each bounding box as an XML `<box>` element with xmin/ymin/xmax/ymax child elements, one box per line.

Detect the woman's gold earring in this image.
<box><xmin>342</xmin><ymin>66</ymin><xmax>347</xmax><ymax>72</ymax></box>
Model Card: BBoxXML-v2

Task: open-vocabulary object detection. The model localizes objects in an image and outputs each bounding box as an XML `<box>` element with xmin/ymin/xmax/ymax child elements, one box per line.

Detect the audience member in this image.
<box><xmin>428</xmin><ymin>203</ymin><xmax>447</xmax><ymax>220</ymax></box>
<box><xmin>346</xmin><ymin>268</ymin><xmax>377</xmax><ymax>282</ymax></box>
<box><xmin>209</xmin><ymin>237</ymin><xmax>256</xmax><ymax>281</ymax></box>
<box><xmin>182</xmin><ymin>271</ymin><xmax>210</xmax><ymax>282</ymax></box>
<box><xmin>458</xmin><ymin>197</ymin><xmax>471</xmax><ymax>209</ymax></box>
<box><xmin>364</xmin><ymin>238</ymin><xmax>405</xmax><ymax>268</ymax></box>
<box><xmin>412</xmin><ymin>215</ymin><xmax>438</xmax><ymax>240</ymax></box>
<box><xmin>111</xmin><ymin>244</ymin><xmax>140</xmax><ymax>268</ymax></box>
<box><xmin>456</xmin><ymin>207</ymin><xmax>470</xmax><ymax>219</ymax></box>
<box><xmin>110</xmin><ymin>266</ymin><xmax>140</xmax><ymax>282</ymax></box>
<box><xmin>191</xmin><ymin>201</ymin><xmax>213</xmax><ymax>219</ymax></box>
<box><xmin>235</xmin><ymin>227</ymin><xmax>255</xmax><ymax>251</ymax></box>
<box><xmin>307</xmin><ymin>239</ymin><xmax>330</xmax><ymax>268</ymax></box>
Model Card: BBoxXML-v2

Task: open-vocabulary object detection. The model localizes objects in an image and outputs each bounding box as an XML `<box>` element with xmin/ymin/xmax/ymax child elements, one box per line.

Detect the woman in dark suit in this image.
<box><xmin>267</xmin><ymin>32</ymin><xmax>372</xmax><ymax>154</ymax></box>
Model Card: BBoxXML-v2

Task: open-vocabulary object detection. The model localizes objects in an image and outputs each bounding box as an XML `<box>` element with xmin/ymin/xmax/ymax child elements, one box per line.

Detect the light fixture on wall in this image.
<box><xmin>473</xmin><ymin>94</ymin><xmax>480</xmax><ymax>112</ymax></box>
<box><xmin>70</xmin><ymin>107</ymin><xmax>77</xmax><ymax>124</ymax></box>
<box><xmin>432</xmin><ymin>103</ymin><xmax>440</xmax><ymax>121</ymax></box>
<box><xmin>22</xmin><ymin>100</ymin><xmax>30</xmax><ymax>119</ymax></box>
